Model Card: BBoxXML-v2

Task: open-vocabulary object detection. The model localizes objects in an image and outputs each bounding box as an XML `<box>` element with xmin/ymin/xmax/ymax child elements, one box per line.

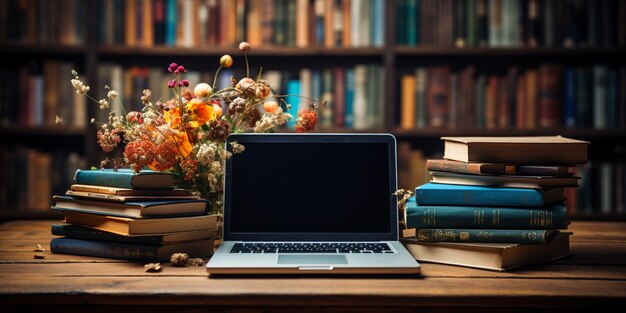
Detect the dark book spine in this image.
<box><xmin>406</xmin><ymin>204</ymin><xmax>568</xmax><ymax>229</ymax></box>
<box><xmin>538</xmin><ymin>64</ymin><xmax>563</xmax><ymax>128</ymax></box>
<box><xmin>563</xmin><ymin>67</ymin><xmax>576</xmax><ymax>127</ymax></box>
<box><xmin>50</xmin><ymin>238</ymin><xmax>162</xmax><ymax>261</ymax></box>
<box><xmin>415</xmin><ymin>228</ymin><xmax>554</xmax><ymax>244</ymax></box>
<box><xmin>454</xmin><ymin>0</ymin><xmax>466</xmax><ymax>47</ymax></box>
<box><xmin>515</xmin><ymin>165</ymin><xmax>568</xmax><ymax>176</ymax></box>
<box><xmin>153</xmin><ymin>0</ymin><xmax>165</xmax><ymax>45</ymax></box>
<box><xmin>51</xmin><ymin>224</ymin><xmax>162</xmax><ymax>245</ymax></box>
<box><xmin>427</xmin><ymin>67</ymin><xmax>450</xmax><ymax>128</ymax></box>
<box><xmin>575</xmin><ymin>67</ymin><xmax>592</xmax><ymax>127</ymax></box>
<box><xmin>476</xmin><ymin>0</ymin><xmax>488</xmax><ymax>47</ymax></box>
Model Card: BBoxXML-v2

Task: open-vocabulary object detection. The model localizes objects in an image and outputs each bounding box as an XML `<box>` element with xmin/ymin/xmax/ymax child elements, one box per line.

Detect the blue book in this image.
<box><xmin>344</xmin><ymin>68</ymin><xmax>354</xmax><ymax>128</ymax></box>
<box><xmin>405</xmin><ymin>200</ymin><xmax>568</xmax><ymax>229</ymax></box>
<box><xmin>165</xmin><ymin>0</ymin><xmax>177</xmax><ymax>46</ymax></box>
<box><xmin>414</xmin><ymin>228</ymin><xmax>557</xmax><ymax>244</ymax></box>
<box><xmin>52</xmin><ymin>195</ymin><xmax>208</xmax><ymax>218</ymax></box>
<box><xmin>286</xmin><ymin>79</ymin><xmax>301</xmax><ymax>128</ymax></box>
<box><xmin>50</xmin><ymin>237</ymin><xmax>214</xmax><ymax>262</ymax></box>
<box><xmin>414</xmin><ymin>183</ymin><xmax>565</xmax><ymax>207</ymax></box>
<box><xmin>371</xmin><ymin>0</ymin><xmax>385</xmax><ymax>46</ymax></box>
<box><xmin>73</xmin><ymin>169</ymin><xmax>177</xmax><ymax>189</ymax></box>
<box><xmin>563</xmin><ymin>68</ymin><xmax>576</xmax><ymax>127</ymax></box>
<box><xmin>405</xmin><ymin>0</ymin><xmax>417</xmax><ymax>46</ymax></box>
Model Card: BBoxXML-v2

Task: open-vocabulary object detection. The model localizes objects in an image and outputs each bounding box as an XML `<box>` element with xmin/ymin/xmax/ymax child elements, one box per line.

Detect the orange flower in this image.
<box><xmin>164</xmin><ymin>105</ymin><xmax>182</xmax><ymax>128</ymax></box>
<box><xmin>186</xmin><ymin>98</ymin><xmax>214</xmax><ymax>128</ymax></box>
<box><xmin>168</xmin><ymin>130</ymin><xmax>193</xmax><ymax>158</ymax></box>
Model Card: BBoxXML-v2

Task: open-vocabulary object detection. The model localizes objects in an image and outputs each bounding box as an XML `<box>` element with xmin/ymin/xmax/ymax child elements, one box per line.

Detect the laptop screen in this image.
<box><xmin>223</xmin><ymin>134</ymin><xmax>398</xmax><ymax>241</ymax></box>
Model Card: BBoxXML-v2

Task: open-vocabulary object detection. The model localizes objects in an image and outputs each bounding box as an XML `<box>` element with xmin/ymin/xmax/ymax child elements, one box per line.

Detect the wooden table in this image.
<box><xmin>1</xmin><ymin>220</ymin><xmax>625</xmax><ymax>312</ymax></box>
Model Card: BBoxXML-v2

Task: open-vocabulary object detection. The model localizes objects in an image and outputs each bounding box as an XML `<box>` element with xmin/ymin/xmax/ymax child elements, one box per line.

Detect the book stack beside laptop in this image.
<box><xmin>49</xmin><ymin>169</ymin><xmax>219</xmax><ymax>262</ymax></box>
<box><xmin>401</xmin><ymin>136</ymin><xmax>589</xmax><ymax>271</ymax></box>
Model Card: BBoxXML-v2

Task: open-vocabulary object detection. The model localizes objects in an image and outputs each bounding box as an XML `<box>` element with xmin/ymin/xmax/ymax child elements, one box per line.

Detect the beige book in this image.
<box><xmin>402</xmin><ymin>232</ymin><xmax>571</xmax><ymax>271</ymax></box>
<box><xmin>296</xmin><ymin>0</ymin><xmax>310</xmax><ymax>47</ymax></box>
<box><xmin>63</xmin><ymin>211</ymin><xmax>219</xmax><ymax>236</ymax></box>
<box><xmin>442</xmin><ymin>136</ymin><xmax>589</xmax><ymax>164</ymax></box>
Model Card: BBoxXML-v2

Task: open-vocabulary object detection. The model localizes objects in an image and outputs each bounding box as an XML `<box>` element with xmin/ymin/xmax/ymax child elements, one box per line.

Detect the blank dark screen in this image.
<box><xmin>229</xmin><ymin>142</ymin><xmax>391</xmax><ymax>233</ymax></box>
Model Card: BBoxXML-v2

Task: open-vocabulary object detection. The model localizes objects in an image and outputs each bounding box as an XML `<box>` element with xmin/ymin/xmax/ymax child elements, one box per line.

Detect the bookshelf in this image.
<box><xmin>0</xmin><ymin>0</ymin><xmax>624</xmax><ymax>219</ymax></box>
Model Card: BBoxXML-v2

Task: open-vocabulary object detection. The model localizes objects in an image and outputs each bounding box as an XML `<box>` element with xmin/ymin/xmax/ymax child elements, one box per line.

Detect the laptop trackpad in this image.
<box><xmin>278</xmin><ymin>255</ymin><xmax>348</xmax><ymax>264</ymax></box>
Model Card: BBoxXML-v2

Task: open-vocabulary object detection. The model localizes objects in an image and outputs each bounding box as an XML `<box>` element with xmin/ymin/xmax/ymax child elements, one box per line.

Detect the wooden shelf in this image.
<box><xmin>0</xmin><ymin>126</ymin><xmax>87</xmax><ymax>137</ymax></box>
<box><xmin>97</xmin><ymin>45</ymin><xmax>386</xmax><ymax>57</ymax></box>
<box><xmin>0</xmin><ymin>44</ymin><xmax>87</xmax><ymax>55</ymax></box>
<box><xmin>392</xmin><ymin>128</ymin><xmax>626</xmax><ymax>139</ymax></box>
<box><xmin>395</xmin><ymin>46</ymin><xmax>626</xmax><ymax>57</ymax></box>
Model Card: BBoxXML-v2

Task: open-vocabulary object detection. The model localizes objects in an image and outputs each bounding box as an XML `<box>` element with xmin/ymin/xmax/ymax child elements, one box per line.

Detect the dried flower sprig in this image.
<box><xmin>393</xmin><ymin>189</ymin><xmax>414</xmax><ymax>211</ymax></box>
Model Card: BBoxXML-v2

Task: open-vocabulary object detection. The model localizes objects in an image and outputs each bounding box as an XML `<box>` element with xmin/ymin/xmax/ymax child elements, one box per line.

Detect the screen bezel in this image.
<box><xmin>222</xmin><ymin>133</ymin><xmax>399</xmax><ymax>242</ymax></box>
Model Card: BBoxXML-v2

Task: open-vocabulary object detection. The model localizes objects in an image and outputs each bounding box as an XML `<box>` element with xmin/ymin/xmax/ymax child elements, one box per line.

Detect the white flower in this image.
<box><xmin>197</xmin><ymin>143</ymin><xmax>217</xmax><ymax>165</ymax></box>
<box><xmin>71</xmin><ymin>79</ymin><xmax>90</xmax><ymax>95</ymax></box>
<box><xmin>210</xmin><ymin>161</ymin><xmax>222</xmax><ymax>173</ymax></box>
<box><xmin>107</xmin><ymin>90</ymin><xmax>119</xmax><ymax>99</ymax></box>
<box><xmin>98</xmin><ymin>99</ymin><xmax>109</xmax><ymax>109</ymax></box>
<box><xmin>230</xmin><ymin>142</ymin><xmax>245</xmax><ymax>154</ymax></box>
<box><xmin>218</xmin><ymin>149</ymin><xmax>232</xmax><ymax>160</ymax></box>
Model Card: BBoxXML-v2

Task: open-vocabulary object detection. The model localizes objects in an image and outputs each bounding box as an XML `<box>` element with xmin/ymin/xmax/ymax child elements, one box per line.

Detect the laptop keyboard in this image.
<box><xmin>229</xmin><ymin>242</ymin><xmax>395</xmax><ymax>254</ymax></box>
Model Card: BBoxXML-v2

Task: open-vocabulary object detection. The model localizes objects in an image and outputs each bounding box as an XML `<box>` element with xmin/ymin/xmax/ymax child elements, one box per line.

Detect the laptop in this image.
<box><xmin>206</xmin><ymin>133</ymin><xmax>420</xmax><ymax>275</ymax></box>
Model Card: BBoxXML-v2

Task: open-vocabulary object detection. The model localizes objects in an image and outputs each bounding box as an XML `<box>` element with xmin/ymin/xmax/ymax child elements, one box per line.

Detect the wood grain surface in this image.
<box><xmin>1</xmin><ymin>220</ymin><xmax>625</xmax><ymax>312</ymax></box>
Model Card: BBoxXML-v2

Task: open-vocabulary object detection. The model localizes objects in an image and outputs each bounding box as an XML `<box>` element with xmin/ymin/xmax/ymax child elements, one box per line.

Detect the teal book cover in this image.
<box><xmin>406</xmin><ymin>200</ymin><xmax>568</xmax><ymax>229</ymax></box>
<box><xmin>286</xmin><ymin>79</ymin><xmax>301</xmax><ymax>128</ymax></box>
<box><xmin>414</xmin><ymin>228</ymin><xmax>557</xmax><ymax>244</ymax></box>
<box><xmin>414</xmin><ymin>183</ymin><xmax>565</xmax><ymax>206</ymax></box>
<box><xmin>73</xmin><ymin>169</ymin><xmax>177</xmax><ymax>189</ymax></box>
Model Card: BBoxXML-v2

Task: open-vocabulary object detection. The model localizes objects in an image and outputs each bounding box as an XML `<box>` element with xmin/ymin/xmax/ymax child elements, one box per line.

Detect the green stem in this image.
<box><xmin>212</xmin><ymin>66</ymin><xmax>223</xmax><ymax>91</ymax></box>
<box><xmin>244</xmin><ymin>52</ymin><xmax>249</xmax><ymax>78</ymax></box>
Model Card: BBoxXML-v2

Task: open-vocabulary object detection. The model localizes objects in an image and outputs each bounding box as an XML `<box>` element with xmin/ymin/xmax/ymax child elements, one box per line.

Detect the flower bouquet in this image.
<box><xmin>70</xmin><ymin>42</ymin><xmax>320</xmax><ymax>215</ymax></box>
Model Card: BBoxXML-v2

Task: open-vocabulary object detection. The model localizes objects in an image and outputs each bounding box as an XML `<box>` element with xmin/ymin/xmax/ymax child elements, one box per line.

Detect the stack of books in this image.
<box><xmin>401</xmin><ymin>136</ymin><xmax>589</xmax><ymax>271</ymax></box>
<box><xmin>49</xmin><ymin>169</ymin><xmax>220</xmax><ymax>262</ymax></box>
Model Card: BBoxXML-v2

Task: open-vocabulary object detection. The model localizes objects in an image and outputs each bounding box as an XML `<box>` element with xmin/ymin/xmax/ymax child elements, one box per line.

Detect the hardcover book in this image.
<box><xmin>426</xmin><ymin>159</ymin><xmax>570</xmax><ymax>176</ymax></box>
<box><xmin>62</xmin><ymin>211</ymin><xmax>219</xmax><ymax>236</ymax></box>
<box><xmin>51</xmin><ymin>223</ymin><xmax>219</xmax><ymax>245</ymax></box>
<box><xmin>70</xmin><ymin>184</ymin><xmax>194</xmax><ymax>196</ymax></box>
<box><xmin>65</xmin><ymin>190</ymin><xmax>199</xmax><ymax>203</ymax></box>
<box><xmin>73</xmin><ymin>168</ymin><xmax>178</xmax><ymax>189</ymax></box>
<box><xmin>430</xmin><ymin>171</ymin><xmax>580</xmax><ymax>189</ymax></box>
<box><xmin>50</xmin><ymin>237</ymin><xmax>214</xmax><ymax>262</ymax></box>
<box><xmin>414</xmin><ymin>184</ymin><xmax>565</xmax><ymax>206</ymax></box>
<box><xmin>405</xmin><ymin>201</ymin><xmax>568</xmax><ymax>229</ymax></box>
<box><xmin>407</xmin><ymin>228</ymin><xmax>557</xmax><ymax>244</ymax></box>
<box><xmin>401</xmin><ymin>232</ymin><xmax>571</xmax><ymax>271</ymax></box>
<box><xmin>442</xmin><ymin>136</ymin><xmax>589</xmax><ymax>164</ymax></box>
<box><xmin>52</xmin><ymin>195</ymin><xmax>208</xmax><ymax>218</ymax></box>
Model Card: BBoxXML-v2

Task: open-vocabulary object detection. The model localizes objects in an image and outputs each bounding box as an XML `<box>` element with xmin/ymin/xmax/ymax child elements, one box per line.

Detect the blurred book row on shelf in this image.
<box><xmin>94</xmin><ymin>0</ymin><xmax>385</xmax><ymax>48</ymax></box>
<box><xmin>395</xmin><ymin>0</ymin><xmax>626</xmax><ymax>48</ymax></box>
<box><xmin>399</xmin><ymin>64</ymin><xmax>626</xmax><ymax>130</ymax></box>
<box><xmin>93</xmin><ymin>63</ymin><xmax>385</xmax><ymax>131</ymax></box>
<box><xmin>0</xmin><ymin>0</ymin><xmax>87</xmax><ymax>46</ymax></box>
<box><xmin>0</xmin><ymin>147</ymin><xmax>86</xmax><ymax>212</ymax></box>
<box><xmin>0</xmin><ymin>0</ymin><xmax>382</xmax><ymax>49</ymax></box>
<box><xmin>0</xmin><ymin>62</ymin><xmax>87</xmax><ymax>128</ymax></box>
